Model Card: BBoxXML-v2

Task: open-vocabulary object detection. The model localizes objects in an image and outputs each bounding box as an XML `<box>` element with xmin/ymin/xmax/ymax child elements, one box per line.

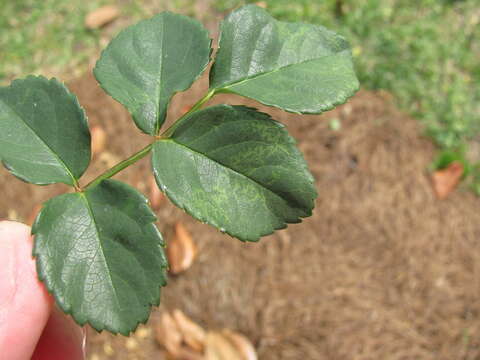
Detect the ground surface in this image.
<box><xmin>1</xmin><ymin>72</ymin><xmax>480</xmax><ymax>360</ymax></box>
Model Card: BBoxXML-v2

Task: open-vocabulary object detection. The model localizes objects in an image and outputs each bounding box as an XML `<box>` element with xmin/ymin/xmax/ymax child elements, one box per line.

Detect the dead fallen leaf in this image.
<box><xmin>155</xmin><ymin>312</ymin><xmax>183</xmax><ymax>356</ymax></box>
<box><xmin>173</xmin><ymin>309</ymin><xmax>206</xmax><ymax>352</ymax></box>
<box><xmin>91</xmin><ymin>125</ymin><xmax>107</xmax><ymax>158</ymax></box>
<box><xmin>167</xmin><ymin>222</ymin><xmax>197</xmax><ymax>274</ymax></box>
<box><xmin>150</xmin><ymin>176</ymin><xmax>165</xmax><ymax>210</ymax></box>
<box><xmin>176</xmin><ymin>347</ymin><xmax>204</xmax><ymax>360</ymax></box>
<box><xmin>255</xmin><ymin>2</ymin><xmax>267</xmax><ymax>8</ymax></box>
<box><xmin>85</xmin><ymin>5</ymin><xmax>120</xmax><ymax>29</ymax></box>
<box><xmin>26</xmin><ymin>203</ymin><xmax>42</xmax><ymax>226</ymax></box>
<box><xmin>431</xmin><ymin>161</ymin><xmax>464</xmax><ymax>199</ymax></box>
<box><xmin>222</xmin><ymin>330</ymin><xmax>257</xmax><ymax>360</ymax></box>
<box><xmin>205</xmin><ymin>332</ymin><xmax>243</xmax><ymax>360</ymax></box>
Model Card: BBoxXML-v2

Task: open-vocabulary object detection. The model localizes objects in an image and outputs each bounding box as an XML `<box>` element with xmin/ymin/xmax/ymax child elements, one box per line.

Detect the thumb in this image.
<box><xmin>0</xmin><ymin>221</ymin><xmax>52</xmax><ymax>360</ymax></box>
<box><xmin>0</xmin><ymin>221</ymin><xmax>86</xmax><ymax>360</ymax></box>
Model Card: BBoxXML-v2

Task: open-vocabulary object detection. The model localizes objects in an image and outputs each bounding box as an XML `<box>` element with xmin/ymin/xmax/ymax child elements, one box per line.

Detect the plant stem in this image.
<box><xmin>71</xmin><ymin>177</ymin><xmax>81</xmax><ymax>192</ymax></box>
<box><xmin>83</xmin><ymin>90</ymin><xmax>216</xmax><ymax>190</ymax></box>
<box><xmin>162</xmin><ymin>89</ymin><xmax>216</xmax><ymax>137</ymax></box>
<box><xmin>84</xmin><ymin>143</ymin><xmax>153</xmax><ymax>190</ymax></box>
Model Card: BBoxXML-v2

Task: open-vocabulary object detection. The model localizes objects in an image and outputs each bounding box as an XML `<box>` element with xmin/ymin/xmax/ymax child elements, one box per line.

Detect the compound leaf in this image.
<box><xmin>210</xmin><ymin>5</ymin><xmax>359</xmax><ymax>114</ymax></box>
<box><xmin>94</xmin><ymin>12</ymin><xmax>212</xmax><ymax>135</ymax></box>
<box><xmin>152</xmin><ymin>105</ymin><xmax>316</xmax><ymax>242</ymax></box>
<box><xmin>0</xmin><ymin>76</ymin><xmax>90</xmax><ymax>186</ymax></box>
<box><xmin>33</xmin><ymin>180</ymin><xmax>168</xmax><ymax>335</ymax></box>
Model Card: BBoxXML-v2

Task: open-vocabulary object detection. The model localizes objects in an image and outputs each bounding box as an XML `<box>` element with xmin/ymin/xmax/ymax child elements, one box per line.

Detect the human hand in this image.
<box><xmin>0</xmin><ymin>221</ymin><xmax>86</xmax><ymax>360</ymax></box>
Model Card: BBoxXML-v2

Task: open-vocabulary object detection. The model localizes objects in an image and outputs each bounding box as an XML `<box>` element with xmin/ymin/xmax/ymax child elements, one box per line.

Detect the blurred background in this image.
<box><xmin>1</xmin><ymin>0</ymin><xmax>479</xmax><ymax>359</ymax></box>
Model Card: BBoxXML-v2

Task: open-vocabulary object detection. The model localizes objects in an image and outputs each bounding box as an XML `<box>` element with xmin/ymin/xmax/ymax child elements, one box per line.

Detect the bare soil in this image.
<box><xmin>1</xmin><ymin>72</ymin><xmax>480</xmax><ymax>360</ymax></box>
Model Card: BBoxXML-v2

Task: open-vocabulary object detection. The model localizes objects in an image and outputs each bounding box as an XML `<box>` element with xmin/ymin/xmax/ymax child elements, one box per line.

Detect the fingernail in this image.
<box><xmin>82</xmin><ymin>327</ymin><xmax>87</xmax><ymax>359</ymax></box>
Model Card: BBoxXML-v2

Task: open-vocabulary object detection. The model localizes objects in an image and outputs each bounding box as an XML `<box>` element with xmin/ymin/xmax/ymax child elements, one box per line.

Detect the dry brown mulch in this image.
<box><xmin>1</xmin><ymin>72</ymin><xmax>480</xmax><ymax>360</ymax></box>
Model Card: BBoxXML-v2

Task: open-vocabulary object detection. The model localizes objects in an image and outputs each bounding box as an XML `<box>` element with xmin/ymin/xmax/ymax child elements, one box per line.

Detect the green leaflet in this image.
<box><xmin>152</xmin><ymin>105</ymin><xmax>316</xmax><ymax>242</ymax></box>
<box><xmin>32</xmin><ymin>180</ymin><xmax>168</xmax><ymax>335</ymax></box>
<box><xmin>94</xmin><ymin>12</ymin><xmax>212</xmax><ymax>135</ymax></box>
<box><xmin>210</xmin><ymin>5</ymin><xmax>359</xmax><ymax>114</ymax></box>
<box><xmin>0</xmin><ymin>76</ymin><xmax>90</xmax><ymax>186</ymax></box>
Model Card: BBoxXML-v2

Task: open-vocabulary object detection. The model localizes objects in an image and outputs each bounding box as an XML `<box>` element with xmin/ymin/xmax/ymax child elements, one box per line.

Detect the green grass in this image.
<box><xmin>0</xmin><ymin>0</ymin><xmax>147</xmax><ymax>85</ymax></box>
<box><xmin>0</xmin><ymin>0</ymin><xmax>98</xmax><ymax>83</ymax></box>
<box><xmin>215</xmin><ymin>0</ymin><xmax>480</xmax><ymax>192</ymax></box>
<box><xmin>0</xmin><ymin>0</ymin><xmax>204</xmax><ymax>85</ymax></box>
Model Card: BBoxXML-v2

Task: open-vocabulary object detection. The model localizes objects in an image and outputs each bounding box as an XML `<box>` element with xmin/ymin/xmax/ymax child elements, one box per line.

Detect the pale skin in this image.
<box><xmin>0</xmin><ymin>221</ymin><xmax>85</xmax><ymax>360</ymax></box>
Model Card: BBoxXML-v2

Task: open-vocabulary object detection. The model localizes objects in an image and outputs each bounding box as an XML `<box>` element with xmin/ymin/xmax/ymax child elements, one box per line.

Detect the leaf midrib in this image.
<box><xmin>79</xmin><ymin>193</ymin><xmax>123</xmax><ymax>316</ymax></box>
<box><xmin>0</xmin><ymin>98</ymin><xmax>77</xmax><ymax>184</ymax></box>
<box><xmin>154</xmin><ymin>15</ymin><xmax>166</xmax><ymax>134</ymax></box>
<box><xmin>159</xmin><ymin>139</ymin><xmax>308</xmax><ymax>210</ymax></box>
<box><xmin>213</xmin><ymin>48</ymin><xmax>350</xmax><ymax>91</ymax></box>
